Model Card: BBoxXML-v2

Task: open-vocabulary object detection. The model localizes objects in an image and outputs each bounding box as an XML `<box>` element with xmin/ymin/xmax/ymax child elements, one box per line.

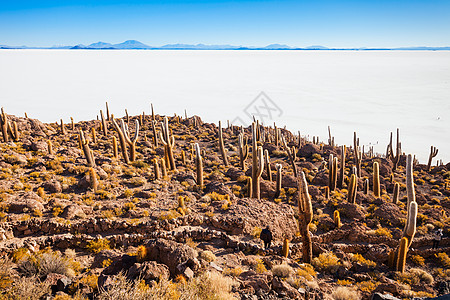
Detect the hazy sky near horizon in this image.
<box><xmin>1</xmin><ymin>0</ymin><xmax>449</xmax><ymax>47</ymax></box>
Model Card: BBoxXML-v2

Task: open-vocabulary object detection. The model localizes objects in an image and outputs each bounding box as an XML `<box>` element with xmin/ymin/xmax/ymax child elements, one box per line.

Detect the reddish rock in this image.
<box><xmin>373</xmin><ymin>202</ymin><xmax>404</xmax><ymax>227</ymax></box>
<box><xmin>127</xmin><ymin>261</ymin><xmax>170</xmax><ymax>283</ymax></box>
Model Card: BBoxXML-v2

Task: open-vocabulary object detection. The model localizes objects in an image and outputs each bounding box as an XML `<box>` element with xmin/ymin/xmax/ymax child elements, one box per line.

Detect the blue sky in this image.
<box><xmin>1</xmin><ymin>0</ymin><xmax>449</xmax><ymax>47</ymax></box>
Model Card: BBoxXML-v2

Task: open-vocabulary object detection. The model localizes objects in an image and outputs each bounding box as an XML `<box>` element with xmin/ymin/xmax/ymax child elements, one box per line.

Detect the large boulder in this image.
<box><xmin>144</xmin><ymin>239</ymin><xmax>200</xmax><ymax>276</ymax></box>
<box><xmin>7</xmin><ymin>192</ymin><xmax>44</xmax><ymax>213</ymax></box>
<box><xmin>373</xmin><ymin>202</ymin><xmax>405</xmax><ymax>227</ymax></box>
<box><xmin>127</xmin><ymin>261</ymin><xmax>170</xmax><ymax>283</ymax></box>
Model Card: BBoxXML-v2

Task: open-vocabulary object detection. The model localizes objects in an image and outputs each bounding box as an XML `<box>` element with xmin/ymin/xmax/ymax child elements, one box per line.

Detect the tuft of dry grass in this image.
<box><xmin>272</xmin><ymin>264</ymin><xmax>293</xmax><ymax>278</ymax></box>
<box><xmin>18</xmin><ymin>250</ymin><xmax>73</xmax><ymax>278</ymax></box>
<box><xmin>331</xmin><ymin>286</ymin><xmax>361</xmax><ymax>300</ymax></box>
<box><xmin>97</xmin><ymin>271</ymin><xmax>237</xmax><ymax>300</ymax></box>
<box><xmin>199</xmin><ymin>250</ymin><xmax>216</xmax><ymax>262</ymax></box>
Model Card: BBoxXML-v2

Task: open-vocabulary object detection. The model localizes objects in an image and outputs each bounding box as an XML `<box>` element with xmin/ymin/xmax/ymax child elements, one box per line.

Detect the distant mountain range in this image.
<box><xmin>1</xmin><ymin>40</ymin><xmax>450</xmax><ymax>50</ymax></box>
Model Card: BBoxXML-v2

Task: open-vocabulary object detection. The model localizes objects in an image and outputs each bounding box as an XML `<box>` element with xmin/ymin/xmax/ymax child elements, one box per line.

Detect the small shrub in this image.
<box><xmin>436</xmin><ymin>252</ymin><xmax>450</xmax><ymax>268</ymax></box>
<box><xmin>396</xmin><ymin>268</ymin><xmax>434</xmax><ymax>285</ymax></box>
<box><xmin>272</xmin><ymin>264</ymin><xmax>293</xmax><ymax>278</ymax></box>
<box><xmin>87</xmin><ymin>239</ymin><xmax>111</xmax><ymax>254</ymax></box>
<box><xmin>411</xmin><ymin>255</ymin><xmax>425</xmax><ymax>266</ymax></box>
<box><xmin>254</xmin><ymin>258</ymin><xmax>268</xmax><ymax>274</ymax></box>
<box><xmin>223</xmin><ymin>267</ymin><xmax>243</xmax><ymax>277</ymax></box>
<box><xmin>18</xmin><ymin>251</ymin><xmax>73</xmax><ymax>278</ymax></box>
<box><xmin>350</xmin><ymin>253</ymin><xmax>376</xmax><ymax>268</ymax></box>
<box><xmin>199</xmin><ymin>250</ymin><xmax>216</xmax><ymax>262</ymax></box>
<box><xmin>313</xmin><ymin>252</ymin><xmax>341</xmax><ymax>273</ymax></box>
<box><xmin>296</xmin><ymin>263</ymin><xmax>316</xmax><ymax>281</ymax></box>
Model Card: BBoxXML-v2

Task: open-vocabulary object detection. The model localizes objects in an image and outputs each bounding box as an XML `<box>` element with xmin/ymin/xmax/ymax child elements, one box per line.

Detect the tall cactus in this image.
<box><xmin>396</xmin><ymin>237</ymin><xmax>408</xmax><ymax>273</ymax></box>
<box><xmin>238</xmin><ymin>132</ymin><xmax>249</xmax><ymax>170</ymax></box>
<box><xmin>274</xmin><ymin>163</ymin><xmax>282</xmax><ymax>199</ymax></box>
<box><xmin>60</xmin><ymin>119</ymin><xmax>66</xmax><ymax>135</ymax></box>
<box><xmin>328</xmin><ymin>154</ymin><xmax>338</xmax><ymax>192</ymax></box>
<box><xmin>264</xmin><ymin>149</ymin><xmax>272</xmax><ymax>181</ymax></box>
<box><xmin>334</xmin><ymin>210</ymin><xmax>341</xmax><ymax>228</ymax></box>
<box><xmin>393</xmin><ymin>154</ymin><xmax>418</xmax><ymax>272</ymax></box>
<box><xmin>282</xmin><ymin>238</ymin><xmax>289</xmax><ymax>258</ymax></box>
<box><xmin>298</xmin><ymin>171</ymin><xmax>313</xmax><ymax>264</ymax></box>
<box><xmin>281</xmin><ymin>134</ymin><xmax>297</xmax><ymax>177</ymax></box>
<box><xmin>373</xmin><ymin>161</ymin><xmax>380</xmax><ymax>197</ymax></box>
<box><xmin>251</xmin><ymin>123</ymin><xmax>264</xmax><ymax>200</ymax></box>
<box><xmin>393</xmin><ymin>182</ymin><xmax>400</xmax><ymax>204</ymax></box>
<box><xmin>427</xmin><ymin>146</ymin><xmax>438</xmax><ymax>172</ymax></box>
<box><xmin>218</xmin><ymin>121</ymin><xmax>229</xmax><ymax>166</ymax></box>
<box><xmin>194</xmin><ymin>143</ymin><xmax>203</xmax><ymax>189</ymax></box>
<box><xmin>112</xmin><ymin>117</ymin><xmax>130</xmax><ymax>164</ymax></box>
<box><xmin>354</xmin><ymin>132</ymin><xmax>361</xmax><ymax>177</ymax></box>
<box><xmin>160</xmin><ymin>117</ymin><xmax>176</xmax><ymax>170</ymax></box>
<box><xmin>100</xmin><ymin>110</ymin><xmax>108</xmax><ymax>136</ymax></box>
<box><xmin>121</xmin><ymin>119</ymin><xmax>139</xmax><ymax>162</ymax></box>
<box><xmin>348</xmin><ymin>173</ymin><xmax>357</xmax><ymax>203</ymax></box>
<box><xmin>79</xmin><ymin>130</ymin><xmax>96</xmax><ymax>167</ymax></box>
<box><xmin>339</xmin><ymin>145</ymin><xmax>346</xmax><ymax>189</ymax></box>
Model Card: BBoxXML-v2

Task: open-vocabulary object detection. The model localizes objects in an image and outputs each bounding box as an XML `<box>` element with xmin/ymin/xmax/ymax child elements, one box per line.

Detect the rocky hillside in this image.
<box><xmin>0</xmin><ymin>107</ymin><xmax>449</xmax><ymax>299</ymax></box>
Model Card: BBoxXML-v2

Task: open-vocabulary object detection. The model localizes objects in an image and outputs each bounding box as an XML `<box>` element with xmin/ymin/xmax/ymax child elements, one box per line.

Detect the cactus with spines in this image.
<box><xmin>339</xmin><ymin>145</ymin><xmax>346</xmax><ymax>189</ymax></box>
<box><xmin>251</xmin><ymin>123</ymin><xmax>264</xmax><ymax>200</ymax></box>
<box><xmin>353</xmin><ymin>132</ymin><xmax>362</xmax><ymax>177</ymax></box>
<box><xmin>218</xmin><ymin>121</ymin><xmax>229</xmax><ymax>166</ymax></box>
<box><xmin>387</xmin><ymin>129</ymin><xmax>401</xmax><ymax>171</ymax></box>
<box><xmin>324</xmin><ymin>186</ymin><xmax>330</xmax><ymax>199</ymax></box>
<box><xmin>393</xmin><ymin>182</ymin><xmax>400</xmax><ymax>204</ymax></box>
<box><xmin>396</xmin><ymin>237</ymin><xmax>408</xmax><ymax>273</ymax></box>
<box><xmin>392</xmin><ymin>154</ymin><xmax>418</xmax><ymax>271</ymax></box>
<box><xmin>246</xmin><ymin>177</ymin><xmax>253</xmax><ymax>198</ymax></box>
<box><xmin>100</xmin><ymin>110</ymin><xmax>108</xmax><ymax>135</ymax></box>
<box><xmin>161</xmin><ymin>159</ymin><xmax>167</xmax><ymax>179</ymax></box>
<box><xmin>347</xmin><ymin>173</ymin><xmax>357</xmax><ymax>203</ymax></box>
<box><xmin>160</xmin><ymin>116</ymin><xmax>176</xmax><ymax>170</ymax></box>
<box><xmin>70</xmin><ymin>117</ymin><xmax>75</xmax><ymax>130</ymax></box>
<box><xmin>12</xmin><ymin>121</ymin><xmax>19</xmax><ymax>142</ymax></box>
<box><xmin>153</xmin><ymin>158</ymin><xmax>160</xmax><ymax>180</ymax></box>
<box><xmin>298</xmin><ymin>171</ymin><xmax>313</xmax><ymax>264</ymax></box>
<box><xmin>181</xmin><ymin>150</ymin><xmax>186</xmax><ymax>165</ymax></box>
<box><xmin>194</xmin><ymin>143</ymin><xmax>203</xmax><ymax>189</ymax></box>
<box><xmin>60</xmin><ymin>119</ymin><xmax>66</xmax><ymax>135</ymax></box>
<box><xmin>112</xmin><ymin>136</ymin><xmax>118</xmax><ymax>159</ymax></box>
<box><xmin>47</xmin><ymin>140</ymin><xmax>53</xmax><ymax>155</ymax></box>
<box><xmin>121</xmin><ymin>119</ymin><xmax>139</xmax><ymax>162</ymax></box>
<box><xmin>91</xmin><ymin>127</ymin><xmax>97</xmax><ymax>144</ymax></box>
<box><xmin>281</xmin><ymin>134</ymin><xmax>297</xmax><ymax>177</ymax></box>
<box><xmin>363</xmin><ymin>178</ymin><xmax>369</xmax><ymax>194</ymax></box>
<box><xmin>274</xmin><ymin>164</ymin><xmax>282</xmax><ymax>199</ymax></box>
<box><xmin>105</xmin><ymin>102</ymin><xmax>110</xmax><ymax>120</ymax></box>
<box><xmin>427</xmin><ymin>146</ymin><xmax>438</xmax><ymax>171</ymax></box>
<box><xmin>264</xmin><ymin>150</ymin><xmax>272</xmax><ymax>181</ymax></box>
<box><xmin>282</xmin><ymin>238</ymin><xmax>289</xmax><ymax>258</ymax></box>
<box><xmin>79</xmin><ymin>130</ymin><xmax>96</xmax><ymax>167</ymax></box>
<box><xmin>89</xmin><ymin>167</ymin><xmax>98</xmax><ymax>192</ymax></box>
<box><xmin>334</xmin><ymin>210</ymin><xmax>341</xmax><ymax>228</ymax></box>
<box><xmin>328</xmin><ymin>154</ymin><xmax>338</xmax><ymax>192</ymax></box>
<box><xmin>112</xmin><ymin>117</ymin><xmax>130</xmax><ymax>164</ymax></box>
<box><xmin>373</xmin><ymin>161</ymin><xmax>380</xmax><ymax>197</ymax></box>
<box><xmin>125</xmin><ymin>109</ymin><xmax>129</xmax><ymax>124</ymax></box>
<box><xmin>238</xmin><ymin>132</ymin><xmax>249</xmax><ymax>170</ymax></box>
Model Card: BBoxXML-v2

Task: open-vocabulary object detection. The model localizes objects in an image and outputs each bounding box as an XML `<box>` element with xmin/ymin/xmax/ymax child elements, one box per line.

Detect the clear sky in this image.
<box><xmin>1</xmin><ymin>0</ymin><xmax>449</xmax><ymax>48</ymax></box>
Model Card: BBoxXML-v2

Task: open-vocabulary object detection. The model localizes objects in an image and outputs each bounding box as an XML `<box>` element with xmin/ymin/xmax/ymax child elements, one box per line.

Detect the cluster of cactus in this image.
<box><xmin>281</xmin><ymin>134</ymin><xmax>297</xmax><ymax>177</ymax></box>
<box><xmin>388</xmin><ymin>154</ymin><xmax>418</xmax><ymax>273</ymax></box>
<box><xmin>238</xmin><ymin>131</ymin><xmax>249</xmax><ymax>170</ymax></box>
<box><xmin>0</xmin><ymin>108</ymin><xmax>18</xmax><ymax>142</ymax></box>
<box><xmin>328</xmin><ymin>154</ymin><xmax>338</xmax><ymax>192</ymax></box>
<box><xmin>78</xmin><ymin>130</ymin><xmax>96</xmax><ymax>167</ymax></box>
